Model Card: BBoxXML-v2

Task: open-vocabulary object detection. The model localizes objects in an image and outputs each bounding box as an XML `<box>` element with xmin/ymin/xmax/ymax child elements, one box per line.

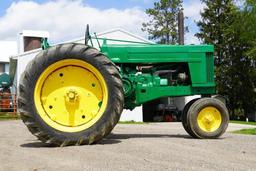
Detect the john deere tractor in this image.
<box><xmin>18</xmin><ymin>28</ymin><xmax>229</xmax><ymax>146</ymax></box>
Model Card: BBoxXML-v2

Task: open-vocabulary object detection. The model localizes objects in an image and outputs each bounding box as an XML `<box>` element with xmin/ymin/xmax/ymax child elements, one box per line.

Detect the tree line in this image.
<box><xmin>142</xmin><ymin>0</ymin><xmax>256</xmax><ymax>120</ymax></box>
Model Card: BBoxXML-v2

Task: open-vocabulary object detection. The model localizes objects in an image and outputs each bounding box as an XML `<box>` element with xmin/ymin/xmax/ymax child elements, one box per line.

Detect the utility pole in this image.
<box><xmin>178</xmin><ymin>9</ymin><xmax>184</xmax><ymax>45</ymax></box>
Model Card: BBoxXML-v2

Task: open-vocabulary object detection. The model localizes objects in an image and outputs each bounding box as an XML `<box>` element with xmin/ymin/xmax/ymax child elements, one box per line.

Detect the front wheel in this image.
<box><xmin>181</xmin><ymin>98</ymin><xmax>199</xmax><ymax>137</ymax></box>
<box><xmin>185</xmin><ymin>98</ymin><xmax>229</xmax><ymax>139</ymax></box>
<box><xmin>18</xmin><ymin>43</ymin><xmax>124</xmax><ymax>146</ymax></box>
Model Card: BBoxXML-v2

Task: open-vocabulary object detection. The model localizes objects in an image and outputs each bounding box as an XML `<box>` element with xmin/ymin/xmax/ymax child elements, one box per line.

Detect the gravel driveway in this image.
<box><xmin>0</xmin><ymin>121</ymin><xmax>255</xmax><ymax>171</ymax></box>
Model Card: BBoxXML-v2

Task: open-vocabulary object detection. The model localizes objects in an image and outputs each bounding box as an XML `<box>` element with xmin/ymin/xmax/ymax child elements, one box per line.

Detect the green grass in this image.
<box><xmin>0</xmin><ymin>113</ymin><xmax>20</xmax><ymax>121</ymax></box>
<box><xmin>232</xmin><ymin>128</ymin><xmax>256</xmax><ymax>135</ymax></box>
<box><xmin>118</xmin><ymin>121</ymin><xmax>146</xmax><ymax>124</ymax></box>
<box><xmin>230</xmin><ymin>120</ymin><xmax>256</xmax><ymax>126</ymax></box>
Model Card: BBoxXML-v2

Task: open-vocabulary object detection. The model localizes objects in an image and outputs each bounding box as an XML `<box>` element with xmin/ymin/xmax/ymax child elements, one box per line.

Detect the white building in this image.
<box><xmin>0</xmin><ymin>41</ymin><xmax>17</xmax><ymax>74</ymax></box>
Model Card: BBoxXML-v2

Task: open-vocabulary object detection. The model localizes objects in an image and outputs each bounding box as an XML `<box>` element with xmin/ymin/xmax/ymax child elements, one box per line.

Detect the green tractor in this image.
<box><xmin>18</xmin><ymin>27</ymin><xmax>229</xmax><ymax>146</ymax></box>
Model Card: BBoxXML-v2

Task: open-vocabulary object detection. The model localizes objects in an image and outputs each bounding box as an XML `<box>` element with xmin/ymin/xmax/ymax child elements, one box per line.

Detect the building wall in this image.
<box><xmin>4</xmin><ymin>63</ymin><xmax>9</xmax><ymax>73</ymax></box>
<box><xmin>16</xmin><ymin>50</ymin><xmax>41</xmax><ymax>86</ymax></box>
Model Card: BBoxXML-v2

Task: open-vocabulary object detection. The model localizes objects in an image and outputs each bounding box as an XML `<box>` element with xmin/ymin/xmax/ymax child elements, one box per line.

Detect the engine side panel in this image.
<box><xmin>100</xmin><ymin>43</ymin><xmax>215</xmax><ymax>109</ymax></box>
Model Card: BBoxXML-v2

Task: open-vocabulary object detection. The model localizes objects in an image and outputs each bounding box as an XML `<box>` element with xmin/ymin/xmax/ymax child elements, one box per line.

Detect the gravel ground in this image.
<box><xmin>0</xmin><ymin>120</ymin><xmax>255</xmax><ymax>171</ymax></box>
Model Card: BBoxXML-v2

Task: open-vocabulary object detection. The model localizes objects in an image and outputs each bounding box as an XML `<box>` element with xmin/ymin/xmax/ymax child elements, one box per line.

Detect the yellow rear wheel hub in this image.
<box><xmin>197</xmin><ymin>106</ymin><xmax>222</xmax><ymax>132</ymax></box>
<box><xmin>34</xmin><ymin>59</ymin><xmax>108</xmax><ymax>132</ymax></box>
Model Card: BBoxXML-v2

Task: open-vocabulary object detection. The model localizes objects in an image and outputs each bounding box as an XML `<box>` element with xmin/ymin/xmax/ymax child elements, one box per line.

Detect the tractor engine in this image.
<box><xmin>120</xmin><ymin>63</ymin><xmax>190</xmax><ymax>110</ymax></box>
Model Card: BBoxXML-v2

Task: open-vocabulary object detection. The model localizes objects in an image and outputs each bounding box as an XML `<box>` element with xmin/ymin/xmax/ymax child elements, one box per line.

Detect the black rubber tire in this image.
<box><xmin>181</xmin><ymin>98</ymin><xmax>199</xmax><ymax>137</ymax></box>
<box><xmin>187</xmin><ymin>98</ymin><xmax>229</xmax><ymax>139</ymax></box>
<box><xmin>18</xmin><ymin>43</ymin><xmax>124</xmax><ymax>146</ymax></box>
<box><xmin>213</xmin><ymin>95</ymin><xmax>227</xmax><ymax>105</ymax></box>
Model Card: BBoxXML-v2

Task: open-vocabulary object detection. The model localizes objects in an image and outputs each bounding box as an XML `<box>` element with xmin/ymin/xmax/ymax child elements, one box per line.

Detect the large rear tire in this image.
<box><xmin>18</xmin><ymin>43</ymin><xmax>124</xmax><ymax>146</ymax></box>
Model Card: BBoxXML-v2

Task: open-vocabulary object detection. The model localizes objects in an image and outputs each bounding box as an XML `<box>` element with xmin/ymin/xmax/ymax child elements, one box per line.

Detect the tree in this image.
<box><xmin>237</xmin><ymin>0</ymin><xmax>256</xmax><ymax>115</ymax></box>
<box><xmin>241</xmin><ymin>0</ymin><xmax>256</xmax><ymax>60</ymax></box>
<box><xmin>196</xmin><ymin>0</ymin><xmax>237</xmax><ymax>66</ymax></box>
<box><xmin>196</xmin><ymin>0</ymin><xmax>256</xmax><ymax>119</ymax></box>
<box><xmin>142</xmin><ymin>0</ymin><xmax>183</xmax><ymax>44</ymax></box>
<box><xmin>223</xmin><ymin>0</ymin><xmax>256</xmax><ymax>117</ymax></box>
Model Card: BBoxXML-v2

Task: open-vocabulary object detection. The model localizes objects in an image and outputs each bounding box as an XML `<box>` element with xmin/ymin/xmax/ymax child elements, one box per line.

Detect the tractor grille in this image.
<box><xmin>206</xmin><ymin>53</ymin><xmax>214</xmax><ymax>83</ymax></box>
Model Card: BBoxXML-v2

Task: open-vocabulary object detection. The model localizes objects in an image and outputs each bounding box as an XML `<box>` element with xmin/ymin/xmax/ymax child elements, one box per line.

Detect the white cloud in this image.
<box><xmin>183</xmin><ymin>0</ymin><xmax>205</xmax><ymax>44</ymax></box>
<box><xmin>0</xmin><ymin>0</ymin><xmax>148</xmax><ymax>42</ymax></box>
<box><xmin>185</xmin><ymin>32</ymin><xmax>200</xmax><ymax>44</ymax></box>
<box><xmin>184</xmin><ymin>0</ymin><xmax>205</xmax><ymax>22</ymax></box>
<box><xmin>0</xmin><ymin>0</ymin><xmax>206</xmax><ymax>44</ymax></box>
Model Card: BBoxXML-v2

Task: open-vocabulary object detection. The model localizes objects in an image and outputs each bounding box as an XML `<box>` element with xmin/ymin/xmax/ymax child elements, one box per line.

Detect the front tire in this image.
<box><xmin>18</xmin><ymin>43</ymin><xmax>124</xmax><ymax>146</ymax></box>
<box><xmin>187</xmin><ymin>98</ymin><xmax>229</xmax><ymax>139</ymax></box>
<box><xmin>181</xmin><ymin>98</ymin><xmax>199</xmax><ymax>137</ymax></box>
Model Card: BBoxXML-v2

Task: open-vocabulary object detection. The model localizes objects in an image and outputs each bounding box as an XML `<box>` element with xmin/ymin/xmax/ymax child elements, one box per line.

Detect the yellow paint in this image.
<box><xmin>197</xmin><ymin>106</ymin><xmax>222</xmax><ymax>132</ymax></box>
<box><xmin>34</xmin><ymin>59</ymin><xmax>108</xmax><ymax>132</ymax></box>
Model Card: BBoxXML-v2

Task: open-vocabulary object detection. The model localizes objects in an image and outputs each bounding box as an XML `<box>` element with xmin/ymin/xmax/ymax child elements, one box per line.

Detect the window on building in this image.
<box><xmin>0</xmin><ymin>63</ymin><xmax>5</xmax><ymax>73</ymax></box>
<box><xmin>0</xmin><ymin>63</ymin><xmax>9</xmax><ymax>73</ymax></box>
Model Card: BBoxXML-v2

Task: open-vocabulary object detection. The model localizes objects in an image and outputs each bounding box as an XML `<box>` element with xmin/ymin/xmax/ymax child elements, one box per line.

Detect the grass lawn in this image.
<box><xmin>230</xmin><ymin>120</ymin><xmax>256</xmax><ymax>126</ymax></box>
<box><xmin>232</xmin><ymin>128</ymin><xmax>256</xmax><ymax>135</ymax></box>
<box><xmin>118</xmin><ymin>121</ymin><xmax>146</xmax><ymax>124</ymax></box>
<box><xmin>0</xmin><ymin>113</ymin><xmax>20</xmax><ymax>121</ymax></box>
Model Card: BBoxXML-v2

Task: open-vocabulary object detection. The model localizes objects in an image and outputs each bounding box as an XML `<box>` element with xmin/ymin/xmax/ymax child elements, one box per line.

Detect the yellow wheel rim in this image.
<box><xmin>34</xmin><ymin>59</ymin><xmax>108</xmax><ymax>132</ymax></box>
<box><xmin>197</xmin><ymin>107</ymin><xmax>222</xmax><ymax>132</ymax></box>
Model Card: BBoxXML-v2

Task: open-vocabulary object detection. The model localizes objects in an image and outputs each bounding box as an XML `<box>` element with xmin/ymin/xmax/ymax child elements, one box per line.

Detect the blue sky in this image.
<box><xmin>0</xmin><ymin>0</ymin><xmax>202</xmax><ymax>44</ymax></box>
<box><xmin>0</xmin><ymin>0</ymin><xmax>152</xmax><ymax>16</ymax></box>
<box><xmin>0</xmin><ymin>0</ymin><xmax>190</xmax><ymax>15</ymax></box>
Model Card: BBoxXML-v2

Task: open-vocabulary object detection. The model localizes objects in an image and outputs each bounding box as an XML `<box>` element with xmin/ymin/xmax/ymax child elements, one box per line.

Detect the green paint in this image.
<box><xmin>100</xmin><ymin>40</ymin><xmax>215</xmax><ymax>109</ymax></box>
<box><xmin>41</xmin><ymin>37</ymin><xmax>216</xmax><ymax>110</ymax></box>
<box><xmin>41</xmin><ymin>38</ymin><xmax>50</xmax><ymax>50</ymax></box>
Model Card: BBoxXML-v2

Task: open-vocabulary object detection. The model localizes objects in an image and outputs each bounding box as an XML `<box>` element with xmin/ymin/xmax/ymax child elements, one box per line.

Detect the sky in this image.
<box><xmin>0</xmin><ymin>0</ymin><xmax>205</xmax><ymax>44</ymax></box>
